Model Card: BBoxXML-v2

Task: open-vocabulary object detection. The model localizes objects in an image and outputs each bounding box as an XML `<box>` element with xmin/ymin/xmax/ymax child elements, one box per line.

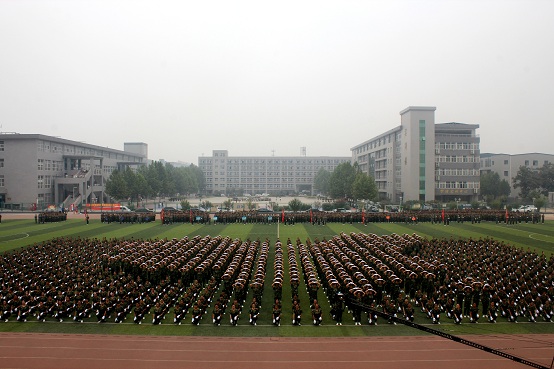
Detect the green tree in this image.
<box><xmin>328</xmin><ymin>162</ymin><xmax>356</xmax><ymax>199</ymax></box>
<box><xmin>539</xmin><ymin>162</ymin><xmax>554</xmax><ymax>194</ymax></box>
<box><xmin>105</xmin><ymin>170</ymin><xmax>128</xmax><ymax>201</ymax></box>
<box><xmin>180</xmin><ymin>199</ymin><xmax>191</xmax><ymax>210</ymax></box>
<box><xmin>133</xmin><ymin>172</ymin><xmax>150</xmax><ymax>207</ymax></box>
<box><xmin>143</xmin><ymin>161</ymin><xmax>163</xmax><ymax>197</ymax></box>
<box><xmin>498</xmin><ymin>179</ymin><xmax>511</xmax><ymax>198</ymax></box>
<box><xmin>200</xmin><ymin>200</ymin><xmax>213</xmax><ymax>211</ymax></box>
<box><xmin>534</xmin><ymin>195</ymin><xmax>547</xmax><ymax>212</ymax></box>
<box><xmin>245</xmin><ymin>198</ymin><xmax>255</xmax><ymax>210</ymax></box>
<box><xmin>513</xmin><ymin>166</ymin><xmax>541</xmax><ymax>200</ymax></box>
<box><xmin>352</xmin><ymin>172</ymin><xmax>378</xmax><ymax>202</ymax></box>
<box><xmin>314</xmin><ymin>168</ymin><xmax>331</xmax><ymax>195</ymax></box>
<box><xmin>188</xmin><ymin>164</ymin><xmax>206</xmax><ymax>194</ymax></box>
<box><xmin>480</xmin><ymin>172</ymin><xmax>502</xmax><ymax>198</ymax></box>
<box><xmin>138</xmin><ymin>161</ymin><xmax>203</xmax><ymax>199</ymax></box>
<box><xmin>480</xmin><ymin>172</ymin><xmax>511</xmax><ymax>203</ymax></box>
<box><xmin>222</xmin><ymin>199</ymin><xmax>233</xmax><ymax>210</ymax></box>
<box><xmin>288</xmin><ymin>198</ymin><xmax>304</xmax><ymax>211</ymax></box>
<box><xmin>322</xmin><ymin>202</ymin><xmax>334</xmax><ymax>211</ymax></box>
<box><xmin>122</xmin><ymin>168</ymin><xmax>138</xmax><ymax>204</ymax></box>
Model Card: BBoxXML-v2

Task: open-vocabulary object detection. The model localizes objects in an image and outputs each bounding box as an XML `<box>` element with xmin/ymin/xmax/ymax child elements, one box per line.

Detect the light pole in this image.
<box><xmin>456</xmin><ymin>198</ymin><xmax>461</xmax><ymax>209</ymax></box>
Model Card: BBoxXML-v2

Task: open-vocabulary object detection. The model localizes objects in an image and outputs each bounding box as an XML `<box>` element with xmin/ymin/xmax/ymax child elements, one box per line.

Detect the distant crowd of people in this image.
<box><xmin>28</xmin><ymin>208</ymin><xmax>542</xmax><ymax>227</ymax></box>
<box><xmin>153</xmin><ymin>208</ymin><xmax>546</xmax><ymax>226</ymax></box>
<box><xmin>34</xmin><ymin>212</ymin><xmax>67</xmax><ymax>223</ymax></box>
<box><xmin>101</xmin><ymin>212</ymin><xmax>156</xmax><ymax>224</ymax></box>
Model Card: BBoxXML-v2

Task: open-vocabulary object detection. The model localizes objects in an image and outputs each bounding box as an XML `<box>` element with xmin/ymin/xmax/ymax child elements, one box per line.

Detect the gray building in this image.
<box><xmin>0</xmin><ymin>133</ymin><xmax>147</xmax><ymax>210</ymax></box>
<box><xmin>351</xmin><ymin>106</ymin><xmax>480</xmax><ymax>203</ymax></box>
<box><xmin>480</xmin><ymin>152</ymin><xmax>554</xmax><ymax>198</ymax></box>
<box><xmin>198</xmin><ymin>150</ymin><xmax>350</xmax><ymax>196</ymax></box>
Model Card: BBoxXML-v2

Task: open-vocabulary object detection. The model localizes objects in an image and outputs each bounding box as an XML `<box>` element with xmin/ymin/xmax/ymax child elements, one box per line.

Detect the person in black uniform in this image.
<box><xmin>152</xmin><ymin>302</ymin><xmax>165</xmax><ymax>325</ymax></box>
<box><xmin>212</xmin><ymin>302</ymin><xmax>222</xmax><ymax>326</ymax></box>
<box><xmin>351</xmin><ymin>292</ymin><xmax>363</xmax><ymax>326</ymax></box>
<box><xmin>332</xmin><ymin>292</ymin><xmax>344</xmax><ymax>326</ymax></box>
<box><xmin>229</xmin><ymin>303</ymin><xmax>239</xmax><ymax>326</ymax></box>
<box><xmin>403</xmin><ymin>302</ymin><xmax>415</xmax><ymax>322</ymax></box>
<box><xmin>488</xmin><ymin>301</ymin><xmax>497</xmax><ymax>323</ymax></box>
<box><xmin>191</xmin><ymin>303</ymin><xmax>202</xmax><ymax>325</ymax></box>
<box><xmin>469</xmin><ymin>302</ymin><xmax>480</xmax><ymax>323</ymax></box>
<box><xmin>431</xmin><ymin>303</ymin><xmax>441</xmax><ymax>324</ymax></box>
<box><xmin>249</xmin><ymin>302</ymin><xmax>259</xmax><ymax>326</ymax></box>
<box><xmin>311</xmin><ymin>300</ymin><xmax>322</xmax><ymax>326</ymax></box>
<box><xmin>272</xmin><ymin>302</ymin><xmax>282</xmax><ymax>326</ymax></box>
<box><xmin>453</xmin><ymin>303</ymin><xmax>463</xmax><ymax>324</ymax></box>
<box><xmin>367</xmin><ymin>301</ymin><xmax>378</xmax><ymax>325</ymax></box>
<box><xmin>292</xmin><ymin>300</ymin><xmax>302</xmax><ymax>326</ymax></box>
<box><xmin>174</xmin><ymin>300</ymin><xmax>186</xmax><ymax>325</ymax></box>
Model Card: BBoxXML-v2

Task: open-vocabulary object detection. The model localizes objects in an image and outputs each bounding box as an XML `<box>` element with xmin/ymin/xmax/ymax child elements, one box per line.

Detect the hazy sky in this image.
<box><xmin>1</xmin><ymin>0</ymin><xmax>552</xmax><ymax>163</ymax></box>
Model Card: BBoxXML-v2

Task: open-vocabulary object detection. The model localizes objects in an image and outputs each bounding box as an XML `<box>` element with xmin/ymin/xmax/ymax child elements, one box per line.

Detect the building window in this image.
<box><xmin>37</xmin><ymin>175</ymin><xmax>44</xmax><ymax>189</ymax></box>
<box><xmin>0</xmin><ymin>175</ymin><xmax>4</xmax><ymax>187</ymax></box>
<box><xmin>38</xmin><ymin>159</ymin><xmax>44</xmax><ymax>170</ymax></box>
<box><xmin>0</xmin><ymin>141</ymin><xmax>4</xmax><ymax>151</ymax></box>
<box><xmin>504</xmin><ymin>171</ymin><xmax>509</xmax><ymax>176</ymax></box>
<box><xmin>0</xmin><ymin>158</ymin><xmax>3</xmax><ymax>168</ymax></box>
<box><xmin>533</xmin><ymin>160</ymin><xmax>538</xmax><ymax>166</ymax></box>
<box><xmin>525</xmin><ymin>160</ymin><xmax>529</xmax><ymax>166</ymax></box>
<box><xmin>504</xmin><ymin>160</ymin><xmax>508</xmax><ymax>165</ymax></box>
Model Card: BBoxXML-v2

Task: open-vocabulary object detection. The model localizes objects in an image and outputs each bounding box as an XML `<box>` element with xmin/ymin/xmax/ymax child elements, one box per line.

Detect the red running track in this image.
<box><xmin>0</xmin><ymin>333</ymin><xmax>552</xmax><ymax>369</ymax></box>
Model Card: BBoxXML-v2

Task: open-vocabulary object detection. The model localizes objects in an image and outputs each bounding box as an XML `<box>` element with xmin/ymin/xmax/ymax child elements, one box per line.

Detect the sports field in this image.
<box><xmin>2</xmin><ymin>213</ymin><xmax>553</xmax><ymax>255</ymax></box>
<box><xmin>1</xmin><ymin>214</ymin><xmax>553</xmax><ymax>335</ymax></box>
<box><xmin>1</xmin><ymin>214</ymin><xmax>553</xmax><ymax>368</ymax></box>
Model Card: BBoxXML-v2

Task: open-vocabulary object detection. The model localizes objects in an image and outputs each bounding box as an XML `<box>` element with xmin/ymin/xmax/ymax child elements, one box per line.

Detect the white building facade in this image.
<box><xmin>198</xmin><ymin>150</ymin><xmax>350</xmax><ymax>196</ymax></box>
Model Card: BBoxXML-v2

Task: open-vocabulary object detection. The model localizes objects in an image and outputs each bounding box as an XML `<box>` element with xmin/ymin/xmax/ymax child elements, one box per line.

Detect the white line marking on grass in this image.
<box><xmin>498</xmin><ymin>225</ymin><xmax>554</xmax><ymax>244</ymax></box>
<box><xmin>0</xmin><ymin>233</ymin><xmax>30</xmax><ymax>243</ymax></box>
<box><xmin>529</xmin><ymin>233</ymin><xmax>554</xmax><ymax>243</ymax></box>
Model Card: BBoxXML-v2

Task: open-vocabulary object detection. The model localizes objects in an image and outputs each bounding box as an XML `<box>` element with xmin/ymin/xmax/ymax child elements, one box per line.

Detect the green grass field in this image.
<box><xmin>1</xmin><ymin>217</ymin><xmax>553</xmax><ymax>337</ymax></box>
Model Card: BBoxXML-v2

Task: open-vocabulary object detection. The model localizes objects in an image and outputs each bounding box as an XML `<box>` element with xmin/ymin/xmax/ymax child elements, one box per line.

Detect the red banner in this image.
<box><xmin>86</xmin><ymin>203</ymin><xmax>122</xmax><ymax>211</ymax></box>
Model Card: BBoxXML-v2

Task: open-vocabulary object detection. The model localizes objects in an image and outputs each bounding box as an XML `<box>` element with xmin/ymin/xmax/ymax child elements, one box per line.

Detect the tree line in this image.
<box><xmin>105</xmin><ymin>162</ymin><xmax>205</xmax><ymax>207</ymax></box>
<box><xmin>314</xmin><ymin>162</ymin><xmax>378</xmax><ymax>203</ymax></box>
<box><xmin>481</xmin><ymin>162</ymin><xmax>554</xmax><ymax>209</ymax></box>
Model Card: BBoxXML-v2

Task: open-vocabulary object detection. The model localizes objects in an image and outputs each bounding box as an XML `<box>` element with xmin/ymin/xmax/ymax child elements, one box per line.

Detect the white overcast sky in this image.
<box><xmin>1</xmin><ymin>0</ymin><xmax>553</xmax><ymax>163</ymax></box>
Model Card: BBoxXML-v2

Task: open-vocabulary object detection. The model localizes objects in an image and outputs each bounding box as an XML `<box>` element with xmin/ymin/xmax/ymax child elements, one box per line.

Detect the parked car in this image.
<box><xmin>257</xmin><ymin>208</ymin><xmax>273</xmax><ymax>213</ymax></box>
<box><xmin>512</xmin><ymin>205</ymin><xmax>538</xmax><ymax>212</ymax></box>
<box><xmin>135</xmin><ymin>208</ymin><xmax>154</xmax><ymax>213</ymax></box>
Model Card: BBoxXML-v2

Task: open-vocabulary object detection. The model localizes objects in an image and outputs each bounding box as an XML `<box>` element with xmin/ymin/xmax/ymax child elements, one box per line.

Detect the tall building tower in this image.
<box><xmin>399</xmin><ymin>106</ymin><xmax>436</xmax><ymax>202</ymax></box>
